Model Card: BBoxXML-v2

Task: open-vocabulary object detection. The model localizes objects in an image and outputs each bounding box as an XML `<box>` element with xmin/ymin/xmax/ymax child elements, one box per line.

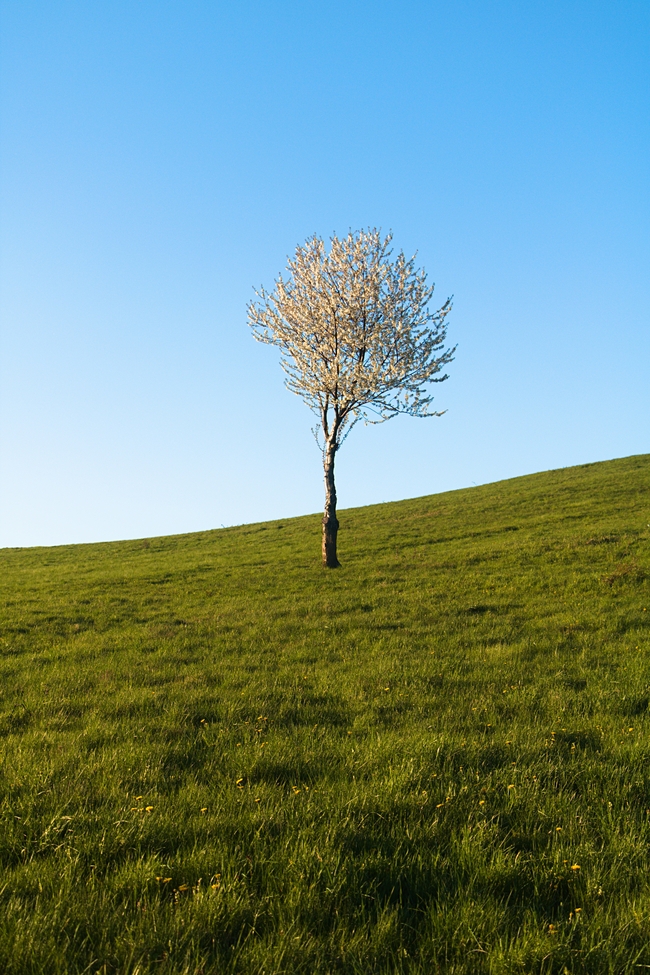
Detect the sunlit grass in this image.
<box><xmin>1</xmin><ymin>454</ymin><xmax>649</xmax><ymax>973</ymax></box>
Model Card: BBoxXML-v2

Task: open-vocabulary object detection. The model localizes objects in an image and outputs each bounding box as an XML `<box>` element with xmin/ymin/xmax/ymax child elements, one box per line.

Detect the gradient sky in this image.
<box><xmin>1</xmin><ymin>0</ymin><xmax>648</xmax><ymax>548</ymax></box>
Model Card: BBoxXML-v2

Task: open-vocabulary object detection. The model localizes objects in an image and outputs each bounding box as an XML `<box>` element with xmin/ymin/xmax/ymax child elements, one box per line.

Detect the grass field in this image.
<box><xmin>1</xmin><ymin>454</ymin><xmax>649</xmax><ymax>974</ymax></box>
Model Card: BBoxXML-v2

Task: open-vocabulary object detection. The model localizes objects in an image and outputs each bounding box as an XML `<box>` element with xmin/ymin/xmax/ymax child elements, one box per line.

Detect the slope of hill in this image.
<box><xmin>1</xmin><ymin>454</ymin><xmax>649</xmax><ymax>974</ymax></box>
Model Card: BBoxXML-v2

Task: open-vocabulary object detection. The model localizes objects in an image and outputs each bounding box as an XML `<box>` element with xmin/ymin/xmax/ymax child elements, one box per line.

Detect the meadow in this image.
<box><xmin>0</xmin><ymin>454</ymin><xmax>649</xmax><ymax>974</ymax></box>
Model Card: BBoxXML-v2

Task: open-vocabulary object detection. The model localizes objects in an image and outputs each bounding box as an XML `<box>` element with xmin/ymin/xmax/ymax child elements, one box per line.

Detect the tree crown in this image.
<box><xmin>248</xmin><ymin>229</ymin><xmax>454</xmax><ymax>447</ymax></box>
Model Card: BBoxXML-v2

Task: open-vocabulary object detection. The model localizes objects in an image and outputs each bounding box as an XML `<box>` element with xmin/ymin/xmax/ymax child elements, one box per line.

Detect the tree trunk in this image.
<box><xmin>322</xmin><ymin>441</ymin><xmax>340</xmax><ymax>568</ymax></box>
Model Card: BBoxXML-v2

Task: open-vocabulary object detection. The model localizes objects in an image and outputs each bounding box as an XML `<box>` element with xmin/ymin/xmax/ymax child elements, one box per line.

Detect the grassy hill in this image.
<box><xmin>1</xmin><ymin>454</ymin><xmax>649</xmax><ymax>974</ymax></box>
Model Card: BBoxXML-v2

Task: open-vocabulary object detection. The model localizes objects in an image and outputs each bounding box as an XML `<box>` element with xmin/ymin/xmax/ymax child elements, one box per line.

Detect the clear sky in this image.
<box><xmin>1</xmin><ymin>0</ymin><xmax>648</xmax><ymax>548</ymax></box>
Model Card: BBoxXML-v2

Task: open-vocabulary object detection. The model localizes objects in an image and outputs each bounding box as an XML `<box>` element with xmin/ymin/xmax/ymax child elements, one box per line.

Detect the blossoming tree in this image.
<box><xmin>248</xmin><ymin>229</ymin><xmax>454</xmax><ymax>568</ymax></box>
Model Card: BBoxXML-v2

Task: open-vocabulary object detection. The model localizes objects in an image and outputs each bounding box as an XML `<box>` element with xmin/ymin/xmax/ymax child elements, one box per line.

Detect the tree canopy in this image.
<box><xmin>249</xmin><ymin>229</ymin><xmax>454</xmax><ymax>448</ymax></box>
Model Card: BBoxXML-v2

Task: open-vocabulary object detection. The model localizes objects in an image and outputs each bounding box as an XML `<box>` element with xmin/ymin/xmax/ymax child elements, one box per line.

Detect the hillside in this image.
<box><xmin>1</xmin><ymin>454</ymin><xmax>649</xmax><ymax>974</ymax></box>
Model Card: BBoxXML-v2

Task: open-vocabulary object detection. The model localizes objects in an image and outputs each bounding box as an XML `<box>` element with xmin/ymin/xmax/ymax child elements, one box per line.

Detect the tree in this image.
<box><xmin>248</xmin><ymin>229</ymin><xmax>454</xmax><ymax>568</ymax></box>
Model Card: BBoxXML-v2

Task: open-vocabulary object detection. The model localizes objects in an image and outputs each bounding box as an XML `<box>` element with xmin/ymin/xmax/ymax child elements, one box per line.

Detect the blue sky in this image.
<box><xmin>1</xmin><ymin>0</ymin><xmax>648</xmax><ymax>548</ymax></box>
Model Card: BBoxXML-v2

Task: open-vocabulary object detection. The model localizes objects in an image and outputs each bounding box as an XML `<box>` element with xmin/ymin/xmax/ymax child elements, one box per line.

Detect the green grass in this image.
<box><xmin>1</xmin><ymin>454</ymin><xmax>649</xmax><ymax>974</ymax></box>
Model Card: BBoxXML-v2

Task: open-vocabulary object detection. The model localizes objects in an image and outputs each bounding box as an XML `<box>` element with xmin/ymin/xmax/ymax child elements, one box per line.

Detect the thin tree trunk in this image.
<box><xmin>322</xmin><ymin>441</ymin><xmax>340</xmax><ymax>568</ymax></box>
